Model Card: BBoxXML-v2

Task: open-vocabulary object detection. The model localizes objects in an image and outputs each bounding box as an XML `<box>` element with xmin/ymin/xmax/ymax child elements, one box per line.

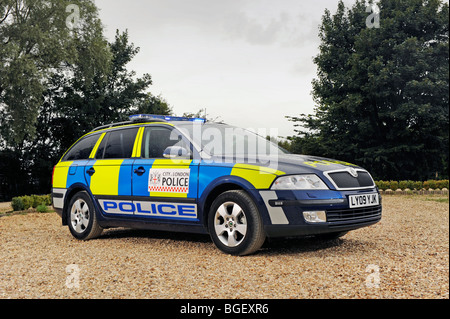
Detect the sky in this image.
<box><xmin>94</xmin><ymin>0</ymin><xmax>355</xmax><ymax>138</ymax></box>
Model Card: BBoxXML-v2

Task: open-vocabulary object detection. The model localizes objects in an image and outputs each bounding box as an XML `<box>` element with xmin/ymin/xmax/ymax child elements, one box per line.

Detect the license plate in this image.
<box><xmin>348</xmin><ymin>193</ymin><xmax>379</xmax><ymax>208</ymax></box>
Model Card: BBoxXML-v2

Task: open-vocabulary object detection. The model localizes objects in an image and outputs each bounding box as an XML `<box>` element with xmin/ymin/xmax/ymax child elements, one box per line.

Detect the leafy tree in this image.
<box><xmin>25</xmin><ymin>30</ymin><xmax>171</xmax><ymax>195</ymax></box>
<box><xmin>137</xmin><ymin>93</ymin><xmax>172</xmax><ymax>115</ymax></box>
<box><xmin>0</xmin><ymin>0</ymin><xmax>111</xmax><ymax>197</ymax></box>
<box><xmin>0</xmin><ymin>2</ymin><xmax>171</xmax><ymax>199</ymax></box>
<box><xmin>288</xmin><ymin>0</ymin><xmax>449</xmax><ymax>180</ymax></box>
<box><xmin>0</xmin><ymin>0</ymin><xmax>109</xmax><ymax>145</ymax></box>
<box><xmin>39</xmin><ymin>30</ymin><xmax>170</xmax><ymax>155</ymax></box>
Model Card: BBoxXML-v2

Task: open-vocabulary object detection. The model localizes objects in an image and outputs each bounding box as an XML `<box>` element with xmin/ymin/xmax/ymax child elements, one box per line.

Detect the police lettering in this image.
<box><xmin>102</xmin><ymin>201</ymin><xmax>197</xmax><ymax>219</ymax></box>
<box><xmin>161</xmin><ymin>176</ymin><xmax>189</xmax><ymax>187</ymax></box>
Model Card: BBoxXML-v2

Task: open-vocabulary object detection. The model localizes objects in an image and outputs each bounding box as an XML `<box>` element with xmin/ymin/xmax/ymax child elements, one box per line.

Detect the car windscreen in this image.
<box><xmin>174</xmin><ymin>122</ymin><xmax>288</xmax><ymax>157</ymax></box>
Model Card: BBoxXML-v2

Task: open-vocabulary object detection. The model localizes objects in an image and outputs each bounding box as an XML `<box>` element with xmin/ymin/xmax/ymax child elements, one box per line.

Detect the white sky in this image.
<box><xmin>94</xmin><ymin>0</ymin><xmax>355</xmax><ymax>138</ymax></box>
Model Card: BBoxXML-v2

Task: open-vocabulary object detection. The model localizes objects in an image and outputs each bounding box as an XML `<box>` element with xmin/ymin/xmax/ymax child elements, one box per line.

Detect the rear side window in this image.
<box><xmin>101</xmin><ymin>127</ymin><xmax>139</xmax><ymax>159</ymax></box>
<box><xmin>95</xmin><ymin>133</ymin><xmax>108</xmax><ymax>159</ymax></box>
<box><xmin>62</xmin><ymin>134</ymin><xmax>100</xmax><ymax>161</ymax></box>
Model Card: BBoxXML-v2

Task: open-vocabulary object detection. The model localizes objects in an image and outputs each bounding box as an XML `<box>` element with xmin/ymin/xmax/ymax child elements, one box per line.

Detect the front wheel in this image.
<box><xmin>67</xmin><ymin>191</ymin><xmax>103</xmax><ymax>240</ymax></box>
<box><xmin>208</xmin><ymin>190</ymin><xmax>266</xmax><ymax>256</ymax></box>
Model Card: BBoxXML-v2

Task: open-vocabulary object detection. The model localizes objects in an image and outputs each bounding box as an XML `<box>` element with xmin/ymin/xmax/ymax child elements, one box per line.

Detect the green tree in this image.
<box><xmin>0</xmin><ymin>0</ymin><xmax>111</xmax><ymax>197</ymax></box>
<box><xmin>40</xmin><ymin>29</ymin><xmax>169</xmax><ymax>155</ymax></box>
<box><xmin>0</xmin><ymin>2</ymin><xmax>171</xmax><ymax>199</ymax></box>
<box><xmin>0</xmin><ymin>0</ymin><xmax>110</xmax><ymax>145</ymax></box>
<box><xmin>26</xmin><ymin>30</ymin><xmax>171</xmax><ymax>195</ymax></box>
<box><xmin>137</xmin><ymin>93</ymin><xmax>172</xmax><ymax>115</ymax></box>
<box><xmin>288</xmin><ymin>0</ymin><xmax>449</xmax><ymax>180</ymax></box>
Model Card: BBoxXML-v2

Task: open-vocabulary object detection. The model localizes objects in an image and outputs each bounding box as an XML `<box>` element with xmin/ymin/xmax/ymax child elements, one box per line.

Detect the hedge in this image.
<box><xmin>375</xmin><ymin>180</ymin><xmax>449</xmax><ymax>191</ymax></box>
<box><xmin>11</xmin><ymin>194</ymin><xmax>52</xmax><ymax>212</ymax></box>
<box><xmin>8</xmin><ymin>180</ymin><xmax>450</xmax><ymax>211</ymax></box>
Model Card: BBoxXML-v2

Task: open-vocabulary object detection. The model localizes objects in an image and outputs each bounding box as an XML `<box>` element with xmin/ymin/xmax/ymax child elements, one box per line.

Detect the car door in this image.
<box><xmin>132</xmin><ymin>125</ymin><xmax>199</xmax><ymax>221</ymax></box>
<box><xmin>87</xmin><ymin>127</ymin><xmax>139</xmax><ymax>215</ymax></box>
<box><xmin>53</xmin><ymin>132</ymin><xmax>102</xmax><ymax>210</ymax></box>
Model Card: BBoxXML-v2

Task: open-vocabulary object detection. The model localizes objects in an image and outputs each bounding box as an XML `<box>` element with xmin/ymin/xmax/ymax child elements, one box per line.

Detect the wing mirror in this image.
<box><xmin>163</xmin><ymin>146</ymin><xmax>190</xmax><ymax>159</ymax></box>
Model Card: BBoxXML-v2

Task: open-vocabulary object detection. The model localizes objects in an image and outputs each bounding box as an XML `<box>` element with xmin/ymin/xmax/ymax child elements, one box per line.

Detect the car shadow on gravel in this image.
<box><xmin>259</xmin><ymin>236</ymin><xmax>378</xmax><ymax>256</ymax></box>
<box><xmin>101</xmin><ymin>228</ymin><xmax>212</xmax><ymax>244</ymax></box>
<box><xmin>99</xmin><ymin>228</ymin><xmax>375</xmax><ymax>256</ymax></box>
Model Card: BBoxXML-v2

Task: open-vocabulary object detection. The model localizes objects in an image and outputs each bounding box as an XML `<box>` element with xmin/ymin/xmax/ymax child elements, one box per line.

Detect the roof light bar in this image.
<box><xmin>129</xmin><ymin>114</ymin><xmax>206</xmax><ymax>123</ymax></box>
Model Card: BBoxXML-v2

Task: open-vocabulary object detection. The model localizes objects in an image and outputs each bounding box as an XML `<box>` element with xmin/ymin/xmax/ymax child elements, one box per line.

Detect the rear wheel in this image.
<box><xmin>67</xmin><ymin>191</ymin><xmax>103</xmax><ymax>240</ymax></box>
<box><xmin>208</xmin><ymin>190</ymin><xmax>266</xmax><ymax>256</ymax></box>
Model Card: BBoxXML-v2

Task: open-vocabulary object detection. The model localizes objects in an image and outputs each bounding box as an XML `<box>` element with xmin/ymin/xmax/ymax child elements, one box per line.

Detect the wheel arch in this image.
<box><xmin>199</xmin><ymin>177</ymin><xmax>263</xmax><ymax>230</ymax></box>
<box><xmin>62</xmin><ymin>183</ymin><xmax>93</xmax><ymax>225</ymax></box>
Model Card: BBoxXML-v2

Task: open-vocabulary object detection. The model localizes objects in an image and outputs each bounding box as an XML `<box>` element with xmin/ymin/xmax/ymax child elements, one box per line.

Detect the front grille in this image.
<box><xmin>326</xmin><ymin>205</ymin><xmax>381</xmax><ymax>228</ymax></box>
<box><xmin>327</xmin><ymin>170</ymin><xmax>374</xmax><ymax>189</ymax></box>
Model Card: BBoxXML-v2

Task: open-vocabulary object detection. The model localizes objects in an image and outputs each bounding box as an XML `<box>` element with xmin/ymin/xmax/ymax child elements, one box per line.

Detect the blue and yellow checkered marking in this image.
<box><xmin>53</xmin><ymin>121</ymin><xmax>286</xmax><ymax>199</ymax></box>
<box><xmin>54</xmin><ymin>160</ymin><xmax>285</xmax><ymax>197</ymax></box>
<box><xmin>131</xmin><ymin>158</ymin><xmax>197</xmax><ymax>198</ymax></box>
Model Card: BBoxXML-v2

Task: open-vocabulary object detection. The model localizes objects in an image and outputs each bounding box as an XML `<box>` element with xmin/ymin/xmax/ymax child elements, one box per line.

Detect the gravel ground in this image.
<box><xmin>0</xmin><ymin>196</ymin><xmax>448</xmax><ymax>299</ymax></box>
<box><xmin>0</xmin><ymin>202</ymin><xmax>11</xmax><ymax>213</ymax></box>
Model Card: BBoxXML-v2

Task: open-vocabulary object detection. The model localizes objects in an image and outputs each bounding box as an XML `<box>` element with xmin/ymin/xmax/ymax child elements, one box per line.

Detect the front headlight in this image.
<box><xmin>271</xmin><ymin>174</ymin><xmax>329</xmax><ymax>190</ymax></box>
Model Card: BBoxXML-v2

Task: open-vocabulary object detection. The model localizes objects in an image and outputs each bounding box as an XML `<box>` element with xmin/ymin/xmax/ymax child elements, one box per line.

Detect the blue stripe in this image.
<box><xmin>198</xmin><ymin>162</ymin><xmax>234</xmax><ymax>196</ymax></box>
<box><xmin>132</xmin><ymin>159</ymin><xmax>155</xmax><ymax>197</ymax></box>
<box><xmin>118</xmin><ymin>159</ymin><xmax>134</xmax><ymax>196</ymax></box>
<box><xmin>186</xmin><ymin>161</ymin><xmax>200</xmax><ymax>198</ymax></box>
<box><xmin>66</xmin><ymin>160</ymin><xmax>91</xmax><ymax>188</ymax></box>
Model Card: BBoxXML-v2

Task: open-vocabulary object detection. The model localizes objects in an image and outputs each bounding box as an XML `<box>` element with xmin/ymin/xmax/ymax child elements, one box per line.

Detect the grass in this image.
<box><xmin>0</xmin><ymin>206</ymin><xmax>55</xmax><ymax>217</ymax></box>
<box><xmin>396</xmin><ymin>194</ymin><xmax>450</xmax><ymax>203</ymax></box>
<box><xmin>424</xmin><ymin>197</ymin><xmax>449</xmax><ymax>204</ymax></box>
<box><xmin>0</xmin><ymin>210</ymin><xmax>25</xmax><ymax>217</ymax></box>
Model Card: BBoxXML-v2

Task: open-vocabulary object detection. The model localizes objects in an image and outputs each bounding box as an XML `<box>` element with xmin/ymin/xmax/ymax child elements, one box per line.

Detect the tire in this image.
<box><xmin>208</xmin><ymin>190</ymin><xmax>266</xmax><ymax>256</ymax></box>
<box><xmin>67</xmin><ymin>191</ymin><xmax>103</xmax><ymax>240</ymax></box>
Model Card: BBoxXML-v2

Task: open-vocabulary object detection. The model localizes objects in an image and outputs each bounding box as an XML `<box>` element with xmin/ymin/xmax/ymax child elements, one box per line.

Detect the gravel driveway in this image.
<box><xmin>0</xmin><ymin>202</ymin><xmax>11</xmax><ymax>213</ymax></box>
<box><xmin>0</xmin><ymin>196</ymin><xmax>448</xmax><ymax>299</ymax></box>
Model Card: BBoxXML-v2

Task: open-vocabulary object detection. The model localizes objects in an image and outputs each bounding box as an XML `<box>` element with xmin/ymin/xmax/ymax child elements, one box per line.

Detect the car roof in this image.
<box><xmin>88</xmin><ymin>114</ymin><xmax>209</xmax><ymax>134</ymax></box>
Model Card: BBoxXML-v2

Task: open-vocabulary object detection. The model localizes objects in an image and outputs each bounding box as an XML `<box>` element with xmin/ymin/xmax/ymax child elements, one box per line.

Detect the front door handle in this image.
<box><xmin>134</xmin><ymin>167</ymin><xmax>146</xmax><ymax>176</ymax></box>
<box><xmin>86</xmin><ymin>167</ymin><xmax>95</xmax><ymax>176</ymax></box>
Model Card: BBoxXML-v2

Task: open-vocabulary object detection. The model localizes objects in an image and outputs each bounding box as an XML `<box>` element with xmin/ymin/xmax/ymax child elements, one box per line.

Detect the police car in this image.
<box><xmin>52</xmin><ymin>114</ymin><xmax>381</xmax><ymax>255</ymax></box>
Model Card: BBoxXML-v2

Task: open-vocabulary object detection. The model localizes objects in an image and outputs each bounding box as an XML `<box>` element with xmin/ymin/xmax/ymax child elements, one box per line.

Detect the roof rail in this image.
<box><xmin>129</xmin><ymin>114</ymin><xmax>206</xmax><ymax>123</ymax></box>
<box><xmin>89</xmin><ymin>113</ymin><xmax>205</xmax><ymax>133</ymax></box>
<box><xmin>89</xmin><ymin>121</ymin><xmax>134</xmax><ymax>133</ymax></box>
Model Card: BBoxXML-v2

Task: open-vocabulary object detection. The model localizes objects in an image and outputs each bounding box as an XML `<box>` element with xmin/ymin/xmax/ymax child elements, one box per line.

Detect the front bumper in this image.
<box><xmin>257</xmin><ymin>189</ymin><xmax>382</xmax><ymax>238</ymax></box>
<box><xmin>264</xmin><ymin>214</ymin><xmax>380</xmax><ymax>237</ymax></box>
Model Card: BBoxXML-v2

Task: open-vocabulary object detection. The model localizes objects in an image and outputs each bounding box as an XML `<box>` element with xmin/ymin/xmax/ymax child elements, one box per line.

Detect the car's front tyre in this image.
<box><xmin>208</xmin><ymin>190</ymin><xmax>266</xmax><ymax>256</ymax></box>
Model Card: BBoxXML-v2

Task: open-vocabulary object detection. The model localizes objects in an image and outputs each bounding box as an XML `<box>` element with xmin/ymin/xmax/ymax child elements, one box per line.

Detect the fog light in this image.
<box><xmin>303</xmin><ymin>211</ymin><xmax>327</xmax><ymax>223</ymax></box>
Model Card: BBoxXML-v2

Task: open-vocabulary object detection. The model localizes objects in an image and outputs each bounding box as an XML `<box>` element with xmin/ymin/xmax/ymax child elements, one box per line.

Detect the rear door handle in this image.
<box><xmin>134</xmin><ymin>167</ymin><xmax>146</xmax><ymax>176</ymax></box>
<box><xmin>86</xmin><ymin>167</ymin><xmax>95</xmax><ymax>176</ymax></box>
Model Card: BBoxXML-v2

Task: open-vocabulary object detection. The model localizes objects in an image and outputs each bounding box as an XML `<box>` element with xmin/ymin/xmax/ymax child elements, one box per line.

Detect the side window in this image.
<box><xmin>102</xmin><ymin>128</ymin><xmax>139</xmax><ymax>159</ymax></box>
<box><xmin>95</xmin><ymin>132</ymin><xmax>108</xmax><ymax>159</ymax></box>
<box><xmin>62</xmin><ymin>134</ymin><xmax>100</xmax><ymax>161</ymax></box>
<box><xmin>141</xmin><ymin>126</ymin><xmax>190</xmax><ymax>158</ymax></box>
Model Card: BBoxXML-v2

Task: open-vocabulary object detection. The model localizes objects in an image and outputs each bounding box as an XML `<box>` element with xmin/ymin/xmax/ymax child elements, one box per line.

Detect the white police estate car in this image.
<box><xmin>52</xmin><ymin>114</ymin><xmax>381</xmax><ymax>255</ymax></box>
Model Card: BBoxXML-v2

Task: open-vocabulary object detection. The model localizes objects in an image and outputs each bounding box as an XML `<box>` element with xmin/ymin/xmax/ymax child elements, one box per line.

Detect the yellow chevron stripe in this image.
<box><xmin>89</xmin><ymin>160</ymin><xmax>124</xmax><ymax>195</ymax></box>
<box><xmin>231</xmin><ymin>163</ymin><xmax>285</xmax><ymax>189</ymax></box>
<box><xmin>89</xmin><ymin>133</ymin><xmax>106</xmax><ymax>159</ymax></box>
<box><xmin>132</xmin><ymin>127</ymin><xmax>145</xmax><ymax>158</ymax></box>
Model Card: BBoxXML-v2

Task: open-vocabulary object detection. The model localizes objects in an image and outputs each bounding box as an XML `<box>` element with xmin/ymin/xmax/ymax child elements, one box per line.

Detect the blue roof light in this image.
<box><xmin>129</xmin><ymin>114</ymin><xmax>206</xmax><ymax>123</ymax></box>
